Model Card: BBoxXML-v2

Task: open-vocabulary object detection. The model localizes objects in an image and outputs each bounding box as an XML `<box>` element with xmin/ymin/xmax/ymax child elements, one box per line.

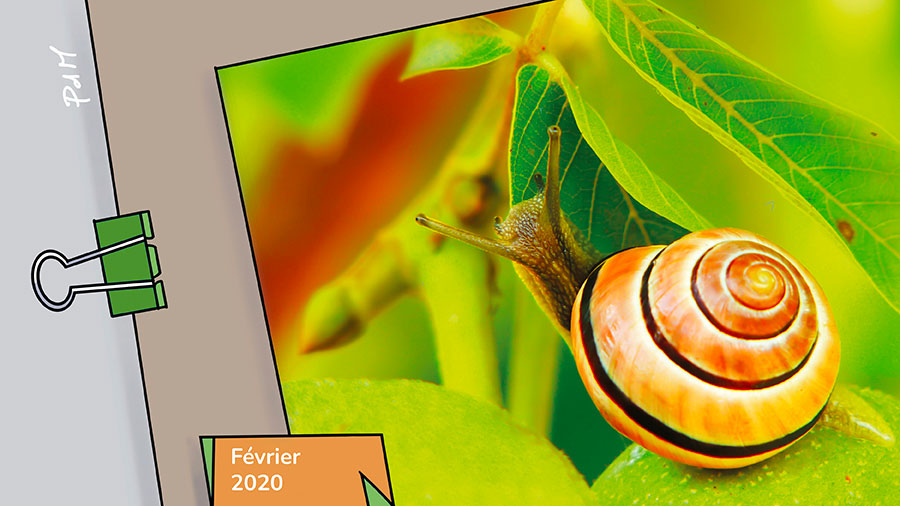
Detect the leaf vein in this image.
<box><xmin>608</xmin><ymin>0</ymin><xmax>900</xmax><ymax>263</ymax></box>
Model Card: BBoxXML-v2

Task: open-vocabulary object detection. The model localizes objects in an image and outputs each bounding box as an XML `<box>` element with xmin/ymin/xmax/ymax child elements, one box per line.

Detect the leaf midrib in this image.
<box><xmin>513</xmin><ymin>70</ymin><xmax>572</xmax><ymax>203</ymax></box>
<box><xmin>607</xmin><ymin>0</ymin><xmax>899</xmax><ymax>264</ymax></box>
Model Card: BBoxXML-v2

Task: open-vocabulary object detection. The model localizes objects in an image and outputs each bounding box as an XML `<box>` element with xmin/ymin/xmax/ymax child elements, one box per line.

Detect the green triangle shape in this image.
<box><xmin>200</xmin><ymin>437</ymin><xmax>214</xmax><ymax>498</ymax></box>
<box><xmin>361</xmin><ymin>472</ymin><xmax>393</xmax><ymax>506</ymax></box>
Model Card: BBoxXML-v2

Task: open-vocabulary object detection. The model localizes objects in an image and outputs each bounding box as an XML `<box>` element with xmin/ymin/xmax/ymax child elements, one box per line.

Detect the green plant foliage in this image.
<box><xmin>402</xmin><ymin>17</ymin><xmax>521</xmax><ymax>79</ymax></box>
<box><xmin>510</xmin><ymin>63</ymin><xmax>690</xmax><ymax>255</ymax></box>
<box><xmin>225</xmin><ymin>3</ymin><xmax>900</xmax><ymax>499</ymax></box>
<box><xmin>236</xmin><ymin>34</ymin><xmax>400</xmax><ymax>139</ymax></box>
<box><xmin>548</xmin><ymin>60</ymin><xmax>710</xmax><ymax>232</ymax></box>
<box><xmin>584</xmin><ymin>0</ymin><xmax>900</xmax><ymax>313</ymax></box>
<box><xmin>284</xmin><ymin>379</ymin><xmax>594</xmax><ymax>505</ymax></box>
<box><xmin>217</xmin><ymin>34</ymin><xmax>402</xmax><ymax>193</ymax></box>
<box><xmin>593</xmin><ymin>386</ymin><xmax>900</xmax><ymax>505</ymax></box>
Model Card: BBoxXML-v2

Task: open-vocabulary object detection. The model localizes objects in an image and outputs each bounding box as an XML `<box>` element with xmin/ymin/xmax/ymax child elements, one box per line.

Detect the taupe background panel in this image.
<box><xmin>87</xmin><ymin>0</ymin><xmax>528</xmax><ymax>504</ymax></box>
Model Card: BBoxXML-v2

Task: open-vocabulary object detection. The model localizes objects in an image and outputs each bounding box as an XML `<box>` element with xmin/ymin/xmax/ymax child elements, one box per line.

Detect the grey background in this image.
<box><xmin>0</xmin><ymin>0</ymin><xmax>160</xmax><ymax>504</ymax></box>
<box><xmin>87</xmin><ymin>0</ymin><xmax>532</xmax><ymax>504</ymax></box>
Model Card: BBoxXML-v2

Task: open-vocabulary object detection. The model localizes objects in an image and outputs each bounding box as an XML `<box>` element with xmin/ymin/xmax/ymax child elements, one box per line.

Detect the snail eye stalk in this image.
<box><xmin>414</xmin><ymin>214</ymin><xmax>523</xmax><ymax>264</ymax></box>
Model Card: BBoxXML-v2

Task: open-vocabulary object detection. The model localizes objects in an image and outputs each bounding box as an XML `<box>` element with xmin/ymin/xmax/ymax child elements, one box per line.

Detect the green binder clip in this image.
<box><xmin>32</xmin><ymin>210</ymin><xmax>167</xmax><ymax>316</ymax></box>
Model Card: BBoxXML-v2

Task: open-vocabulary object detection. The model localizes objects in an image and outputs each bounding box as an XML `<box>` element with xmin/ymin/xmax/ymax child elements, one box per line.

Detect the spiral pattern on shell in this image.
<box><xmin>571</xmin><ymin>228</ymin><xmax>839</xmax><ymax>469</ymax></box>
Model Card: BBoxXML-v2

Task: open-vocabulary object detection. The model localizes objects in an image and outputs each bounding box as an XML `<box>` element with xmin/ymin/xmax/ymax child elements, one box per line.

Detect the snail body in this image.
<box><xmin>416</xmin><ymin>126</ymin><xmax>840</xmax><ymax>468</ymax></box>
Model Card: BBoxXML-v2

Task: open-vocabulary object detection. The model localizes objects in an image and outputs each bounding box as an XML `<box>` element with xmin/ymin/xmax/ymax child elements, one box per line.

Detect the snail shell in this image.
<box><xmin>571</xmin><ymin>228</ymin><xmax>840</xmax><ymax>468</ymax></box>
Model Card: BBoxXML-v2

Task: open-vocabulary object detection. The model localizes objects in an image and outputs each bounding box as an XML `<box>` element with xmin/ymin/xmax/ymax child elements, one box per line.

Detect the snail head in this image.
<box><xmin>416</xmin><ymin>126</ymin><xmax>597</xmax><ymax>336</ymax></box>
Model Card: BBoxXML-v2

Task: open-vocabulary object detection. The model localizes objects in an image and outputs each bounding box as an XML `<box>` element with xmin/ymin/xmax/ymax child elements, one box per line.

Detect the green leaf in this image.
<box><xmin>284</xmin><ymin>379</ymin><xmax>594</xmax><ymax>505</ymax></box>
<box><xmin>593</xmin><ymin>386</ymin><xmax>900</xmax><ymax>505</ymax></box>
<box><xmin>510</xmin><ymin>63</ymin><xmax>700</xmax><ymax>255</ymax></box>
<box><xmin>546</xmin><ymin>58</ymin><xmax>710</xmax><ymax>232</ymax></box>
<box><xmin>585</xmin><ymin>0</ymin><xmax>900</xmax><ymax>313</ymax></box>
<box><xmin>402</xmin><ymin>17</ymin><xmax>520</xmax><ymax>79</ymax></box>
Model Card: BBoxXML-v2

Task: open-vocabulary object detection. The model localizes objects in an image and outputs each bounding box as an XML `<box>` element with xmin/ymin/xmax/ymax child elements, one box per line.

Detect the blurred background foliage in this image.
<box><xmin>217</xmin><ymin>0</ymin><xmax>900</xmax><ymax>481</ymax></box>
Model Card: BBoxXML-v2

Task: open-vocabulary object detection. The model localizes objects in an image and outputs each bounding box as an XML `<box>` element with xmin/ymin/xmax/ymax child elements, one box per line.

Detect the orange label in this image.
<box><xmin>209</xmin><ymin>435</ymin><xmax>393</xmax><ymax>506</ymax></box>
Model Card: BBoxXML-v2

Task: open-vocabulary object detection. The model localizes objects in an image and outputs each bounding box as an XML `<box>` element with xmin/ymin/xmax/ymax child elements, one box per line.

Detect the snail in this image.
<box><xmin>415</xmin><ymin>125</ymin><xmax>840</xmax><ymax>468</ymax></box>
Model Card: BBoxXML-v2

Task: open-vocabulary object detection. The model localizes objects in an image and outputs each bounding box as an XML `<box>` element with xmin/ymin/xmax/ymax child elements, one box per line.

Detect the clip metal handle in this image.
<box><xmin>32</xmin><ymin>236</ymin><xmax>154</xmax><ymax>312</ymax></box>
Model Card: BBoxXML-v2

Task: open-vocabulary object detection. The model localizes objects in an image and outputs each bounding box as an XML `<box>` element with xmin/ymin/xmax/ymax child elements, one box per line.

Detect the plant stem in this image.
<box><xmin>507</xmin><ymin>281</ymin><xmax>561</xmax><ymax>434</ymax></box>
<box><xmin>410</xmin><ymin>59</ymin><xmax>517</xmax><ymax>405</ymax></box>
<box><xmin>522</xmin><ymin>0</ymin><xmax>564</xmax><ymax>62</ymax></box>
<box><xmin>420</xmin><ymin>241</ymin><xmax>502</xmax><ymax>405</ymax></box>
<box><xmin>413</xmin><ymin>60</ymin><xmax>518</xmax><ymax>406</ymax></box>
